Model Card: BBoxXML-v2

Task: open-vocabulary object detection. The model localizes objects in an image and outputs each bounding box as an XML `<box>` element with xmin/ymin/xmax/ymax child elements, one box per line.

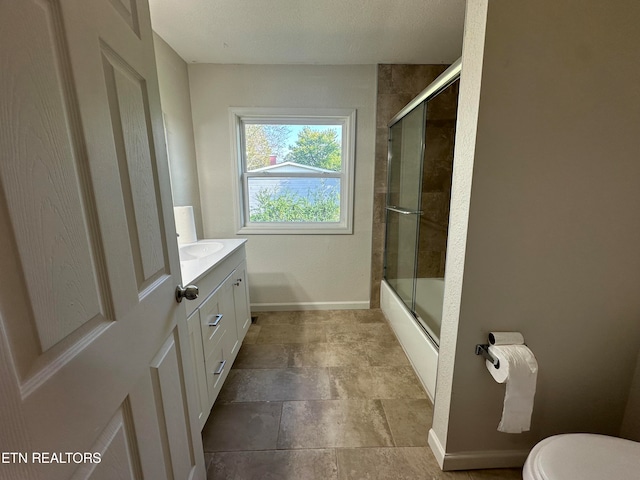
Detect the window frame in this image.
<box><xmin>230</xmin><ymin>107</ymin><xmax>356</xmax><ymax>235</ymax></box>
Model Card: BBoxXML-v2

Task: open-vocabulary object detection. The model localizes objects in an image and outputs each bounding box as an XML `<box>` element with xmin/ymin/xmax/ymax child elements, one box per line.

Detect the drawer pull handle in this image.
<box><xmin>208</xmin><ymin>314</ymin><xmax>223</xmax><ymax>327</ymax></box>
<box><xmin>214</xmin><ymin>360</ymin><xmax>226</xmax><ymax>375</ymax></box>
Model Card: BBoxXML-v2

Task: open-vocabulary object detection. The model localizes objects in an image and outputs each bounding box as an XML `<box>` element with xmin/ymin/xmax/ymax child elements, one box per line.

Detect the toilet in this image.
<box><xmin>523</xmin><ymin>433</ymin><xmax>640</xmax><ymax>480</ymax></box>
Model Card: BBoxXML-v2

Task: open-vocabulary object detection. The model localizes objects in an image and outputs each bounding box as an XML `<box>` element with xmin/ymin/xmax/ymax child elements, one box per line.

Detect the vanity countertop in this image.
<box><xmin>179</xmin><ymin>238</ymin><xmax>247</xmax><ymax>284</ymax></box>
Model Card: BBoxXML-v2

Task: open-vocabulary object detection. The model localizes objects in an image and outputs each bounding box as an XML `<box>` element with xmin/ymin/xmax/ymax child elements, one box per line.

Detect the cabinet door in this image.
<box><xmin>219</xmin><ymin>273</ymin><xmax>240</xmax><ymax>362</ymax></box>
<box><xmin>187</xmin><ymin>309</ymin><xmax>209</xmax><ymax>429</ymax></box>
<box><xmin>233</xmin><ymin>261</ymin><xmax>252</xmax><ymax>342</ymax></box>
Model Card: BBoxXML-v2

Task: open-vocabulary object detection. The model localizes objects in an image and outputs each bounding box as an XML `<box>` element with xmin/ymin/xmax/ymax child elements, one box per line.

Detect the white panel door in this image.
<box><xmin>0</xmin><ymin>1</ymin><xmax>205</xmax><ymax>479</ymax></box>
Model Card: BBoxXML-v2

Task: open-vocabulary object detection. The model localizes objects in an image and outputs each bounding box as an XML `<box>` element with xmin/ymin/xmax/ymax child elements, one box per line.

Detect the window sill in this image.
<box><xmin>237</xmin><ymin>224</ymin><xmax>352</xmax><ymax>235</ymax></box>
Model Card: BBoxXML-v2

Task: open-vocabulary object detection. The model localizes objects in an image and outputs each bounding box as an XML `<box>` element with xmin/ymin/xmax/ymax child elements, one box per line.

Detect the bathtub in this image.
<box><xmin>380</xmin><ymin>278</ymin><xmax>443</xmax><ymax>401</ymax></box>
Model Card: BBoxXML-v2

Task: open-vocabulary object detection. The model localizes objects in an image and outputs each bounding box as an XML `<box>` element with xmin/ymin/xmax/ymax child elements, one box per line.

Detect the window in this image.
<box><xmin>231</xmin><ymin>108</ymin><xmax>356</xmax><ymax>234</ymax></box>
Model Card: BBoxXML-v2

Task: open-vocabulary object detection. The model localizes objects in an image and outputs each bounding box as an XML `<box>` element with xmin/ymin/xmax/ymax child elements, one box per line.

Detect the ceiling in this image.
<box><xmin>148</xmin><ymin>0</ymin><xmax>466</xmax><ymax>65</ymax></box>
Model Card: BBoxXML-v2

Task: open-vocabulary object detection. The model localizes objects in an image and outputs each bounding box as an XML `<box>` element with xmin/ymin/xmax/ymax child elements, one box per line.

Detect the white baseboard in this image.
<box><xmin>250</xmin><ymin>301</ymin><xmax>370</xmax><ymax>312</ymax></box>
<box><xmin>428</xmin><ymin>429</ymin><xmax>446</xmax><ymax>468</ymax></box>
<box><xmin>428</xmin><ymin>428</ymin><xmax>528</xmax><ymax>471</ymax></box>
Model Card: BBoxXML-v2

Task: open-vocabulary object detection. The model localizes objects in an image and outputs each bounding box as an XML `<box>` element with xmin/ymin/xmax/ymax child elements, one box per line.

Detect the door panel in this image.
<box><xmin>69</xmin><ymin>400</ymin><xmax>143</xmax><ymax>480</ymax></box>
<box><xmin>101</xmin><ymin>45</ymin><xmax>168</xmax><ymax>290</ymax></box>
<box><xmin>0</xmin><ymin>0</ymin><xmax>115</xmax><ymax>359</ymax></box>
<box><xmin>0</xmin><ymin>0</ymin><xmax>205</xmax><ymax>479</ymax></box>
<box><xmin>150</xmin><ymin>332</ymin><xmax>196</xmax><ymax>480</ymax></box>
<box><xmin>107</xmin><ymin>0</ymin><xmax>140</xmax><ymax>35</ymax></box>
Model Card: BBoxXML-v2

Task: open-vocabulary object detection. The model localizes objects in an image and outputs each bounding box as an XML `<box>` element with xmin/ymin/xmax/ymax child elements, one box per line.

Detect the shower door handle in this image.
<box><xmin>386</xmin><ymin>206</ymin><xmax>423</xmax><ymax>215</ymax></box>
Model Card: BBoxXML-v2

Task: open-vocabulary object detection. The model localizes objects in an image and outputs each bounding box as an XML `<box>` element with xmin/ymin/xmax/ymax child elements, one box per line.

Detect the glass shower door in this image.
<box><xmin>384</xmin><ymin>103</ymin><xmax>425</xmax><ymax>313</ymax></box>
<box><xmin>382</xmin><ymin>60</ymin><xmax>461</xmax><ymax>351</ymax></box>
<box><xmin>414</xmin><ymin>78</ymin><xmax>459</xmax><ymax>344</ymax></box>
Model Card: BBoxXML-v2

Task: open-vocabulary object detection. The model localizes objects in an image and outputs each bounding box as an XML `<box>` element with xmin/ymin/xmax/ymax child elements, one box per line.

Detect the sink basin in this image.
<box><xmin>179</xmin><ymin>241</ymin><xmax>224</xmax><ymax>261</ymax></box>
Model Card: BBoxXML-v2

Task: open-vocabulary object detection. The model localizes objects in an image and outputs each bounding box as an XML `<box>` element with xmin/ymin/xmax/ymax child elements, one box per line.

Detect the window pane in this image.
<box><xmin>244</xmin><ymin>123</ymin><xmax>342</xmax><ymax>172</ymax></box>
<box><xmin>248</xmin><ymin>176</ymin><xmax>341</xmax><ymax>223</ymax></box>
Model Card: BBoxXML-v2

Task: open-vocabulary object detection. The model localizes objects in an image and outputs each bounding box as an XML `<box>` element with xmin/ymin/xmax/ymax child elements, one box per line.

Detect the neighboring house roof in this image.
<box><xmin>252</xmin><ymin>161</ymin><xmax>335</xmax><ymax>174</ymax></box>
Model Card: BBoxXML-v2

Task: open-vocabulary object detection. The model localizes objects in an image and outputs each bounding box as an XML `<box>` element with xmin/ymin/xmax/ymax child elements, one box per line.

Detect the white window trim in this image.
<box><xmin>229</xmin><ymin>107</ymin><xmax>356</xmax><ymax>235</ymax></box>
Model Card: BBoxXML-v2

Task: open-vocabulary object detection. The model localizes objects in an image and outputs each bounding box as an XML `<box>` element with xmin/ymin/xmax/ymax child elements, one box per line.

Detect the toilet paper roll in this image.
<box><xmin>486</xmin><ymin>344</ymin><xmax>538</xmax><ymax>433</ymax></box>
<box><xmin>174</xmin><ymin>206</ymin><xmax>197</xmax><ymax>245</ymax></box>
<box><xmin>489</xmin><ymin>331</ymin><xmax>525</xmax><ymax>346</ymax></box>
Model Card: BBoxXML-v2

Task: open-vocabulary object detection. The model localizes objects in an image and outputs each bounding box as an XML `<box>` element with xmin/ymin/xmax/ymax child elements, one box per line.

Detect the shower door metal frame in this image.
<box><xmin>383</xmin><ymin>58</ymin><xmax>462</xmax><ymax>345</ymax></box>
<box><xmin>388</xmin><ymin>58</ymin><xmax>462</xmax><ymax>126</ymax></box>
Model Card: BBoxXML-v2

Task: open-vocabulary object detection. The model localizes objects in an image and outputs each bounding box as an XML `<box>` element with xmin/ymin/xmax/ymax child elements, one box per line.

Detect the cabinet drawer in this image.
<box><xmin>200</xmin><ymin>302</ymin><xmax>226</xmax><ymax>353</ymax></box>
<box><xmin>205</xmin><ymin>331</ymin><xmax>230</xmax><ymax>403</ymax></box>
<box><xmin>199</xmin><ymin>276</ymin><xmax>232</xmax><ymax>351</ymax></box>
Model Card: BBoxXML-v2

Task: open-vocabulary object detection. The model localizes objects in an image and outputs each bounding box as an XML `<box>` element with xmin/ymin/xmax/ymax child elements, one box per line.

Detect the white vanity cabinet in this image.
<box><xmin>182</xmin><ymin>240</ymin><xmax>250</xmax><ymax>429</ymax></box>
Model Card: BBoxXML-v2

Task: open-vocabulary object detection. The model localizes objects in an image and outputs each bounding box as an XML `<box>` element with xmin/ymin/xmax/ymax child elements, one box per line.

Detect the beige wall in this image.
<box><xmin>188</xmin><ymin>64</ymin><xmax>376</xmax><ymax>309</ymax></box>
<box><xmin>622</xmin><ymin>350</ymin><xmax>640</xmax><ymax>441</ymax></box>
<box><xmin>153</xmin><ymin>33</ymin><xmax>203</xmax><ymax>238</ymax></box>
<box><xmin>433</xmin><ymin>0</ymin><xmax>640</xmax><ymax>469</ymax></box>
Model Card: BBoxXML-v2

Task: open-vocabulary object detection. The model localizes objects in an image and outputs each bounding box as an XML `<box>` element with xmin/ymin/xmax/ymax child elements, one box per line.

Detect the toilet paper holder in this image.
<box><xmin>475</xmin><ymin>344</ymin><xmax>500</xmax><ymax>369</ymax></box>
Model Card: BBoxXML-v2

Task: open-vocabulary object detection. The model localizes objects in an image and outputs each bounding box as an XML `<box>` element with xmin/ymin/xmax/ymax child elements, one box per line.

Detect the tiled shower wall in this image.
<box><xmin>369</xmin><ymin>64</ymin><xmax>449</xmax><ymax>307</ymax></box>
<box><xmin>417</xmin><ymin>79</ymin><xmax>459</xmax><ymax>279</ymax></box>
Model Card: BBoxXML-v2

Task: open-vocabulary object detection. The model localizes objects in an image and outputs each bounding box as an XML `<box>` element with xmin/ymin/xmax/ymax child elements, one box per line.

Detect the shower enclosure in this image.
<box><xmin>382</xmin><ymin>59</ymin><xmax>460</xmax><ymax>397</ymax></box>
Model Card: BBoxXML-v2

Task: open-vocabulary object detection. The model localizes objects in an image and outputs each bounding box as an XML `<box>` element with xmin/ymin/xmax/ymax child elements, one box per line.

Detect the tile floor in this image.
<box><xmin>203</xmin><ymin>309</ymin><xmax>523</xmax><ymax>480</ymax></box>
